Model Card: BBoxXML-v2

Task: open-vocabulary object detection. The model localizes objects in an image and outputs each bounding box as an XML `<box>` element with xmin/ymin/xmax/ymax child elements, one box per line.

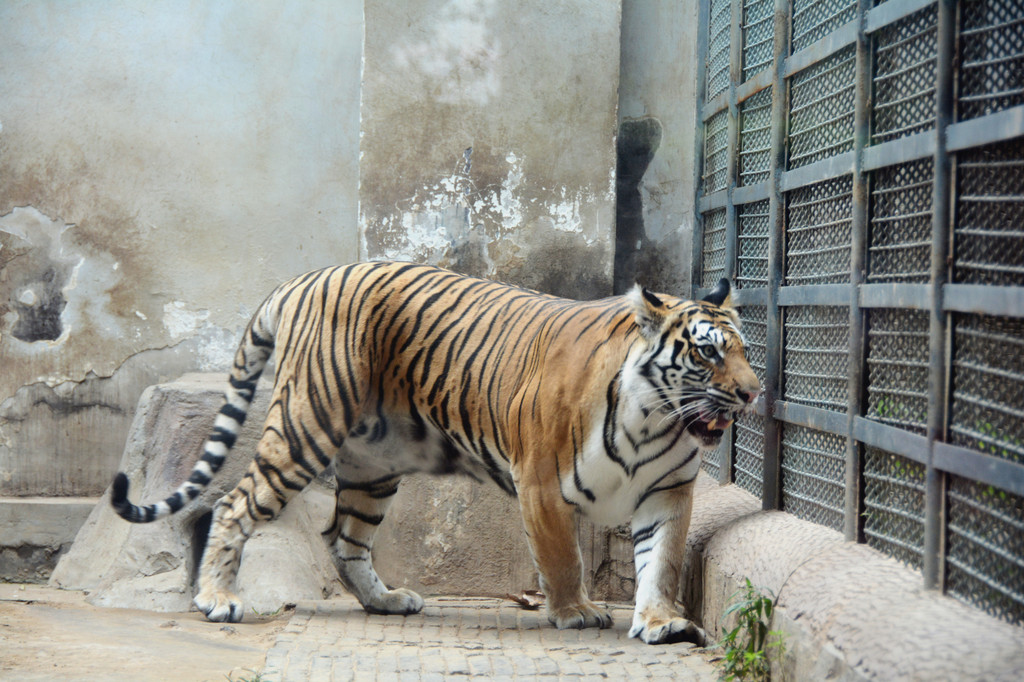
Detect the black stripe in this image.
<box><xmin>601</xmin><ymin>372</ymin><xmax>629</xmax><ymax>472</ymax></box>
<box><xmin>229</xmin><ymin>375</ymin><xmax>257</xmax><ymax>393</ymax></box>
<box><xmin>633</xmin><ymin>449</ymin><xmax>700</xmax><ymax>510</ymax></box>
<box><xmin>220</xmin><ymin>403</ymin><xmax>248</xmax><ymax>425</ymax></box>
<box><xmin>208</xmin><ymin>427</ymin><xmax>237</xmax><ymax>448</ymax></box>
<box><xmin>570</xmin><ymin>423</ymin><xmax>596</xmax><ymax>503</ymax></box>
<box><xmin>337</xmin><ymin>531</ymin><xmax>372</xmax><ymax>551</ymax></box>
<box><xmin>249</xmin><ymin>327</ymin><xmax>274</xmax><ymax>348</ymax></box>
<box><xmin>629</xmin><ymin>422</ymin><xmax>686</xmax><ymax>475</ymax></box>
<box><xmin>335</xmin><ymin>505</ymin><xmax>385</xmax><ymax>526</ymax></box>
<box><xmin>256</xmin><ymin>456</ymin><xmax>307</xmax><ymax>492</ymax></box>
<box><xmin>632</xmin><ymin>521</ymin><xmax>662</xmax><ymax>545</ymax></box>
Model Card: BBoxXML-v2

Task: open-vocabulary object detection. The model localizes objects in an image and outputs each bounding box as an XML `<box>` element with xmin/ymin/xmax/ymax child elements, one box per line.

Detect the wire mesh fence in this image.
<box><xmin>868</xmin><ymin>159</ymin><xmax>933</xmax><ymax>283</ymax></box>
<box><xmin>695</xmin><ymin>0</ymin><xmax>1024</xmax><ymax>627</ymax></box>
<box><xmin>866</xmin><ymin>308</ymin><xmax>930</xmax><ymax>434</ymax></box>
<box><xmin>780</xmin><ymin>423</ymin><xmax>846</xmax><ymax>531</ymax></box>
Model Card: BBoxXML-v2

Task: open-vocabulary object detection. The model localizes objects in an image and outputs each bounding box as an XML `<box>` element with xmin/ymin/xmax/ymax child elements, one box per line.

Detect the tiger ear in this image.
<box><xmin>701</xmin><ymin>278</ymin><xmax>734</xmax><ymax>310</ymax></box>
<box><xmin>629</xmin><ymin>284</ymin><xmax>668</xmax><ymax>338</ymax></box>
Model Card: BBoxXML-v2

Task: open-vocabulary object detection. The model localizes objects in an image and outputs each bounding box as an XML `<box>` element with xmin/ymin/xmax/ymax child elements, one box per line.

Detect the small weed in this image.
<box><xmin>225</xmin><ymin>668</ymin><xmax>268</xmax><ymax>682</ymax></box>
<box><xmin>715</xmin><ymin>578</ymin><xmax>785</xmax><ymax>681</ymax></box>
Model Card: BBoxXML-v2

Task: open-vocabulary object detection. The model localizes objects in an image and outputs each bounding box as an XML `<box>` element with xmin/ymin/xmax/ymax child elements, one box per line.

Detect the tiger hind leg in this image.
<box><xmin>323</xmin><ymin>472</ymin><xmax>424</xmax><ymax>616</ymax></box>
<box><xmin>192</xmin><ymin>487</ymin><xmax>254</xmax><ymax>622</ymax></box>
<box><xmin>193</xmin><ymin>426</ymin><xmax>330</xmax><ymax>622</ymax></box>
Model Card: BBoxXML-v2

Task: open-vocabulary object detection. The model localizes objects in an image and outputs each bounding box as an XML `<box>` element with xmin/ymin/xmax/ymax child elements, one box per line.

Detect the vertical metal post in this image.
<box><xmin>691</xmin><ymin>0</ymin><xmax>713</xmax><ymax>296</ymax></box>
<box><xmin>719</xmin><ymin>0</ymin><xmax>745</xmax><ymax>485</ymax></box>
<box><xmin>761</xmin><ymin>0</ymin><xmax>791</xmax><ymax>511</ymax></box>
<box><xmin>924</xmin><ymin>0</ymin><xmax>956</xmax><ymax>591</ymax></box>
<box><xmin>723</xmin><ymin>0</ymin><xmax>742</xmax><ymax>286</ymax></box>
<box><xmin>845</xmin><ymin>0</ymin><xmax>872</xmax><ymax>543</ymax></box>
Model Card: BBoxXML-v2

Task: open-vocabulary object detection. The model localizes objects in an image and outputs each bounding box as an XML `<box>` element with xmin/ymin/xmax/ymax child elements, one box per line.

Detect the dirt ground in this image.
<box><xmin>0</xmin><ymin>583</ymin><xmax>288</xmax><ymax>682</ymax></box>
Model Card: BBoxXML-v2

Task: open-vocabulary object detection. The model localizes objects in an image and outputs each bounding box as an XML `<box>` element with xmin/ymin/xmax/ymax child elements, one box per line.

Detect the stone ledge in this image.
<box><xmin>686</xmin><ymin>474</ymin><xmax>1024</xmax><ymax>681</ymax></box>
<box><xmin>0</xmin><ymin>497</ymin><xmax>98</xmax><ymax>582</ymax></box>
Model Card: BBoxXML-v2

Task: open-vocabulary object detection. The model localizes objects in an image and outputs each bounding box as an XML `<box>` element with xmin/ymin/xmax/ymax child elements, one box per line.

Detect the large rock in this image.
<box><xmin>50</xmin><ymin>373</ymin><xmax>340</xmax><ymax>614</ymax></box>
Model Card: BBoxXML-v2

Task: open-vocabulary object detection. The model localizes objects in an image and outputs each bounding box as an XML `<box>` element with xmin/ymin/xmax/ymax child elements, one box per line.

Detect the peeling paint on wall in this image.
<box><xmin>363</xmin><ymin>143</ymin><xmax>615</xmax><ymax>300</ymax></box>
<box><xmin>1</xmin><ymin>207</ymin><xmax>81</xmax><ymax>345</ymax></box>
<box><xmin>0</xmin><ymin>1</ymin><xmax>363</xmax><ymax>497</ymax></box>
<box><xmin>162</xmin><ymin>301</ymin><xmax>210</xmax><ymax>339</ymax></box>
<box><xmin>0</xmin><ymin>207</ymin><xmax>126</xmax><ymax>352</ymax></box>
<box><xmin>360</xmin><ymin>0</ymin><xmax>621</xmax><ymax>300</ymax></box>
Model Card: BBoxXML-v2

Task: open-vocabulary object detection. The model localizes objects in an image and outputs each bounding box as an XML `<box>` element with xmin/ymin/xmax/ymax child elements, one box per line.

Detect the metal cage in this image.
<box><xmin>694</xmin><ymin>0</ymin><xmax>1024</xmax><ymax>626</ymax></box>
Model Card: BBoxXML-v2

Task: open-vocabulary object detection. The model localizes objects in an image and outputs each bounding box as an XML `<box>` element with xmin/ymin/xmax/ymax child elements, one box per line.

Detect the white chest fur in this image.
<box><xmin>563</xmin><ymin>406</ymin><xmax>705</xmax><ymax>527</ymax></box>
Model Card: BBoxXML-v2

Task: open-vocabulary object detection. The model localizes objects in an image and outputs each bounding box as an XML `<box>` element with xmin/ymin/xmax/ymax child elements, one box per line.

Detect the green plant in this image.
<box><xmin>225</xmin><ymin>668</ymin><xmax>268</xmax><ymax>682</ymax></box>
<box><xmin>251</xmin><ymin>604</ymin><xmax>285</xmax><ymax>618</ymax></box>
<box><xmin>716</xmin><ymin>579</ymin><xmax>785</xmax><ymax>682</ymax></box>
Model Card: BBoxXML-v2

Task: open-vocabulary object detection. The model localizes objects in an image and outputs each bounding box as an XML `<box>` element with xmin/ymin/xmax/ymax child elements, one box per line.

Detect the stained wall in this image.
<box><xmin>0</xmin><ymin>1</ymin><xmax>363</xmax><ymax>495</ymax></box>
<box><xmin>358</xmin><ymin>0</ymin><xmax>622</xmax><ymax>299</ymax></box>
<box><xmin>1</xmin><ymin>0</ymin><xmax>701</xmax><ymax>510</ymax></box>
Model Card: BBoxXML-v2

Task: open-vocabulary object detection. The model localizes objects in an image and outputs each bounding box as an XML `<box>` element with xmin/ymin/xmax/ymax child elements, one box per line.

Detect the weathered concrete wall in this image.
<box><xmin>355</xmin><ymin>0</ymin><xmax>628</xmax><ymax>599</ymax></box>
<box><xmin>616</xmin><ymin>0</ymin><xmax>701</xmax><ymax>296</ymax></box>
<box><xmin>0</xmin><ymin>1</ymin><xmax>363</xmax><ymax>496</ymax></box>
<box><xmin>4</xmin><ymin>0</ymin><xmax>700</xmax><ymax>599</ymax></box>
<box><xmin>359</xmin><ymin>0</ymin><xmax>622</xmax><ymax>300</ymax></box>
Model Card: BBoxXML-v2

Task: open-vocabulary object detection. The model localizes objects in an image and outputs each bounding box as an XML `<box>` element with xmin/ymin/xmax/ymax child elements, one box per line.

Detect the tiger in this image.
<box><xmin>111</xmin><ymin>261</ymin><xmax>760</xmax><ymax>645</ymax></box>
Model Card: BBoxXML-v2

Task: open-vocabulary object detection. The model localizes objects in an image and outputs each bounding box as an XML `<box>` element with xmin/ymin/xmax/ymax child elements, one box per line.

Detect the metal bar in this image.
<box><xmin>760</xmin><ymin>0</ymin><xmax>791</xmax><ymax>511</ymax></box>
<box><xmin>933</xmin><ymin>443</ymin><xmax>1024</xmax><ymax>500</ymax></box>
<box><xmin>859</xmin><ymin>283</ymin><xmax>931</xmax><ymax>309</ymax></box>
<box><xmin>692</xmin><ymin>0</ymin><xmax>714</xmax><ymax>295</ymax></box>
<box><xmin>923</xmin><ymin>0</ymin><xmax>955</xmax><ymax>592</ymax></box>
<box><xmin>733</xmin><ymin>183</ymin><xmax>771</xmax><ymax>205</ymax></box>
<box><xmin>864</xmin><ymin>0</ymin><xmax>939</xmax><ymax>34</ymax></box>
<box><xmin>719</xmin><ymin>427</ymin><xmax>736</xmax><ymax>485</ymax></box>
<box><xmin>863</xmin><ymin>130</ymin><xmax>936</xmax><ymax>171</ymax></box>
<box><xmin>943</xmin><ymin>285</ymin><xmax>1024</xmax><ymax>319</ymax></box>
<box><xmin>853</xmin><ymin>417</ymin><xmax>931</xmax><ymax>466</ymax></box>
<box><xmin>737</xmin><ymin>71</ymin><xmax>774</xmax><ymax>103</ymax></box>
<box><xmin>780</xmin><ymin>153</ymin><xmax>856</xmax><ymax>192</ymax></box>
<box><xmin>777</xmin><ymin>284</ymin><xmax>852</xmax><ymax>306</ymax></box>
<box><xmin>703</xmin><ymin>91</ymin><xmax>730</xmax><ymax>122</ymax></box>
<box><xmin>699</xmin><ymin>190</ymin><xmax>730</xmax><ymax>213</ymax></box>
<box><xmin>734</xmin><ymin>287</ymin><xmax>769</xmax><ymax>307</ymax></box>
<box><xmin>774</xmin><ymin>400</ymin><xmax>849</xmax><ymax>436</ymax></box>
<box><xmin>720</xmin><ymin>0</ymin><xmax>745</xmax><ymax>486</ymax></box>
<box><xmin>783</xmin><ymin>18</ymin><xmax>859</xmax><ymax>77</ymax></box>
<box><xmin>845</xmin><ymin>0</ymin><xmax>871</xmax><ymax>543</ymax></box>
<box><xmin>945</xmin><ymin>105</ymin><xmax>1024</xmax><ymax>153</ymax></box>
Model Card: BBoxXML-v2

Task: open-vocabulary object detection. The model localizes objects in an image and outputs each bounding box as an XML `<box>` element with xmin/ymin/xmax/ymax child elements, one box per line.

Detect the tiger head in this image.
<box><xmin>628</xmin><ymin>278</ymin><xmax>761</xmax><ymax>447</ymax></box>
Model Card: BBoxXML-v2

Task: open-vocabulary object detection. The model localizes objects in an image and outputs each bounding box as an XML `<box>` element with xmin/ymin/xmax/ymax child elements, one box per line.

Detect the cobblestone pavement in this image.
<box><xmin>263</xmin><ymin>596</ymin><xmax>719</xmax><ymax>681</ymax></box>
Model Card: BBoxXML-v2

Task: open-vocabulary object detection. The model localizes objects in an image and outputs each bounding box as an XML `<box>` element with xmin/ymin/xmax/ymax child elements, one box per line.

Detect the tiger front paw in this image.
<box><xmin>194</xmin><ymin>590</ymin><xmax>244</xmax><ymax>623</ymax></box>
<box><xmin>629</xmin><ymin>613</ymin><xmax>706</xmax><ymax>645</ymax></box>
<box><xmin>361</xmin><ymin>587</ymin><xmax>425</xmax><ymax>616</ymax></box>
<box><xmin>547</xmin><ymin>600</ymin><xmax>613</xmax><ymax>630</ymax></box>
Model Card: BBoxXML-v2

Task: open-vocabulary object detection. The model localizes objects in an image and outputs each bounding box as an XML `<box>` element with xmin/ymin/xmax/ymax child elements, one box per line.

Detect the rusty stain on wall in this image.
<box><xmin>0</xmin><ymin>206</ymin><xmax>242</xmax><ymax>496</ymax></box>
<box><xmin>0</xmin><ymin>1</ymin><xmax>363</xmax><ymax>498</ymax></box>
<box><xmin>359</xmin><ymin>1</ymin><xmax>622</xmax><ymax>301</ymax></box>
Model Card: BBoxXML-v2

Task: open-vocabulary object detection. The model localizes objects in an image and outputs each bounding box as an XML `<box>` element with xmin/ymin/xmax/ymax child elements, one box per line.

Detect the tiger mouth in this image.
<box><xmin>686</xmin><ymin>406</ymin><xmax>736</xmax><ymax>446</ymax></box>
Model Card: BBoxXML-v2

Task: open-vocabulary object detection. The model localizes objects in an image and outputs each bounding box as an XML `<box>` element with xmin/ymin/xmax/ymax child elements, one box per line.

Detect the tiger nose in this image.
<box><xmin>737</xmin><ymin>388</ymin><xmax>760</xmax><ymax>404</ymax></box>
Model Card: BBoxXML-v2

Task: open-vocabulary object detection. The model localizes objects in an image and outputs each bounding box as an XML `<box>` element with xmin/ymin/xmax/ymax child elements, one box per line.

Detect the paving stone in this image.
<box><xmin>262</xmin><ymin>595</ymin><xmax>717</xmax><ymax>680</ymax></box>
